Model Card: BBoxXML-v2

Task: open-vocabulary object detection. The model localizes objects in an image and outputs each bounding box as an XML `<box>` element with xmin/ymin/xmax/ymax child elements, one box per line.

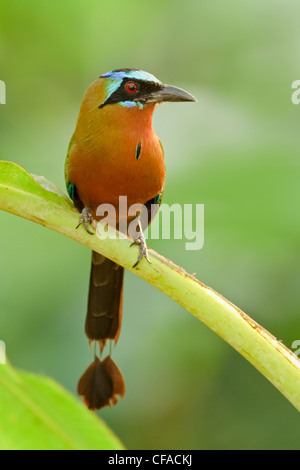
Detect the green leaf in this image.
<box><xmin>0</xmin><ymin>159</ymin><xmax>300</xmax><ymax>421</ymax></box>
<box><xmin>0</xmin><ymin>160</ymin><xmax>74</xmax><ymax>221</ymax></box>
<box><xmin>0</xmin><ymin>362</ymin><xmax>124</xmax><ymax>450</ymax></box>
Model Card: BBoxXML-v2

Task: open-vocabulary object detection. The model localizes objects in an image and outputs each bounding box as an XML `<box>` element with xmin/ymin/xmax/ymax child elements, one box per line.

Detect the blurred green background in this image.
<box><xmin>0</xmin><ymin>0</ymin><xmax>299</xmax><ymax>450</ymax></box>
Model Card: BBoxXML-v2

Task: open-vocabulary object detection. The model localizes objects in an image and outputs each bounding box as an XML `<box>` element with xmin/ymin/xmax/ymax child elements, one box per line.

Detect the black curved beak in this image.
<box><xmin>146</xmin><ymin>84</ymin><xmax>197</xmax><ymax>104</ymax></box>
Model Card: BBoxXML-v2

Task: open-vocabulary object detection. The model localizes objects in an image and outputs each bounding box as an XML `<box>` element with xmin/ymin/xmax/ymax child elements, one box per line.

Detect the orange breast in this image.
<box><xmin>66</xmin><ymin>98</ymin><xmax>166</xmax><ymax>219</ymax></box>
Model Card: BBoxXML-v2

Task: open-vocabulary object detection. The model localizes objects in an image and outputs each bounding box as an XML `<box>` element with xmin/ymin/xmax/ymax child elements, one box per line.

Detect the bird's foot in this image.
<box><xmin>76</xmin><ymin>206</ymin><xmax>94</xmax><ymax>235</ymax></box>
<box><xmin>130</xmin><ymin>220</ymin><xmax>151</xmax><ymax>268</ymax></box>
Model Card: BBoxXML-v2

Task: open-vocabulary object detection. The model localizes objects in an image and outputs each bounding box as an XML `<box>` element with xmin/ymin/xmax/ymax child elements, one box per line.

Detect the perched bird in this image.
<box><xmin>65</xmin><ymin>68</ymin><xmax>196</xmax><ymax>410</ymax></box>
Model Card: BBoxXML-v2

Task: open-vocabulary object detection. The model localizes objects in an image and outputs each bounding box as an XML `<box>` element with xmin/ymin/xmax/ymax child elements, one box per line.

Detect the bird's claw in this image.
<box><xmin>77</xmin><ymin>206</ymin><xmax>94</xmax><ymax>235</ymax></box>
<box><xmin>131</xmin><ymin>231</ymin><xmax>151</xmax><ymax>268</ymax></box>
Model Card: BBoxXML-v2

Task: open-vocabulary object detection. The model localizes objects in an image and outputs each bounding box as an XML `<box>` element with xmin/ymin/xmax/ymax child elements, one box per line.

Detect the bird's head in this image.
<box><xmin>74</xmin><ymin>69</ymin><xmax>196</xmax><ymax>141</ymax></box>
<box><xmin>97</xmin><ymin>68</ymin><xmax>197</xmax><ymax>110</ymax></box>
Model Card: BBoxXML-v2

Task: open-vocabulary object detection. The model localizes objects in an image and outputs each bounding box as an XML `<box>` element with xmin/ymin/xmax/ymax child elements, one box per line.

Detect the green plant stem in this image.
<box><xmin>1</xmin><ymin>161</ymin><xmax>300</xmax><ymax>412</ymax></box>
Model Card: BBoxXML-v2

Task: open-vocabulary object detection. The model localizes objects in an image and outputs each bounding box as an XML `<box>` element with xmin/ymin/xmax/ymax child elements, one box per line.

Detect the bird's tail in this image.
<box><xmin>78</xmin><ymin>251</ymin><xmax>125</xmax><ymax>410</ymax></box>
<box><xmin>86</xmin><ymin>251</ymin><xmax>124</xmax><ymax>349</ymax></box>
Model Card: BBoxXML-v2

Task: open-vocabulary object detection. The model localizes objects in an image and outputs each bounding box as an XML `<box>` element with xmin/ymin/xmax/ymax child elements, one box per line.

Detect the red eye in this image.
<box><xmin>125</xmin><ymin>81</ymin><xmax>138</xmax><ymax>93</ymax></box>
